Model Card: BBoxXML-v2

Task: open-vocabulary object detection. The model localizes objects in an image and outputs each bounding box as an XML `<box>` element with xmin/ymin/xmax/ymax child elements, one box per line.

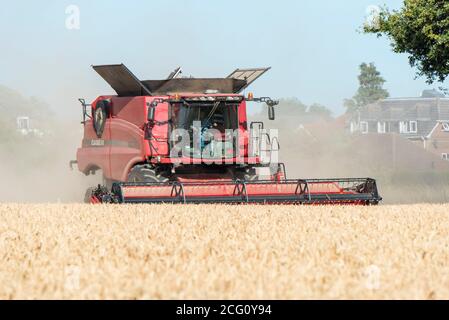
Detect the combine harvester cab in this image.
<box><xmin>75</xmin><ymin>64</ymin><xmax>382</xmax><ymax>205</ymax></box>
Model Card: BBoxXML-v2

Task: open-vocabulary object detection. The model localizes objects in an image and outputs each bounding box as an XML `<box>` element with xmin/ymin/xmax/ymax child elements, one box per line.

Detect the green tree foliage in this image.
<box><xmin>264</xmin><ymin>98</ymin><xmax>332</xmax><ymax>120</ymax></box>
<box><xmin>0</xmin><ymin>85</ymin><xmax>52</xmax><ymax>123</ymax></box>
<box><xmin>308</xmin><ymin>103</ymin><xmax>332</xmax><ymax>118</ymax></box>
<box><xmin>277</xmin><ymin>98</ymin><xmax>308</xmax><ymax>115</ymax></box>
<box><xmin>364</xmin><ymin>0</ymin><xmax>449</xmax><ymax>84</ymax></box>
<box><xmin>345</xmin><ymin>62</ymin><xmax>389</xmax><ymax>113</ymax></box>
<box><xmin>250</xmin><ymin>97</ymin><xmax>333</xmax><ymax>131</ymax></box>
<box><xmin>0</xmin><ymin>85</ymin><xmax>52</xmax><ymax>145</ymax></box>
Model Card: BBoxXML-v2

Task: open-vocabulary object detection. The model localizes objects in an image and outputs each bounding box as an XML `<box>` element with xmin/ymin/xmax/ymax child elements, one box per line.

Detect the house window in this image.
<box><xmin>442</xmin><ymin>153</ymin><xmax>449</xmax><ymax>161</ymax></box>
<box><xmin>377</xmin><ymin>121</ymin><xmax>386</xmax><ymax>134</ymax></box>
<box><xmin>350</xmin><ymin>122</ymin><xmax>357</xmax><ymax>133</ymax></box>
<box><xmin>399</xmin><ymin>121</ymin><xmax>418</xmax><ymax>134</ymax></box>
<box><xmin>399</xmin><ymin>121</ymin><xmax>407</xmax><ymax>133</ymax></box>
<box><xmin>360</xmin><ymin>121</ymin><xmax>368</xmax><ymax>134</ymax></box>
<box><xmin>17</xmin><ymin>117</ymin><xmax>30</xmax><ymax>131</ymax></box>
<box><xmin>409</xmin><ymin>121</ymin><xmax>417</xmax><ymax>133</ymax></box>
<box><xmin>442</xmin><ymin>122</ymin><xmax>449</xmax><ymax>132</ymax></box>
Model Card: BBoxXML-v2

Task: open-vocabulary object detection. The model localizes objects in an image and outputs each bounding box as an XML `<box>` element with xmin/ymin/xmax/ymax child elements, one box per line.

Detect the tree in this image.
<box><xmin>277</xmin><ymin>98</ymin><xmax>307</xmax><ymax>115</ymax></box>
<box><xmin>344</xmin><ymin>62</ymin><xmax>389</xmax><ymax>113</ymax></box>
<box><xmin>364</xmin><ymin>0</ymin><xmax>449</xmax><ymax>84</ymax></box>
<box><xmin>308</xmin><ymin>103</ymin><xmax>332</xmax><ymax>118</ymax></box>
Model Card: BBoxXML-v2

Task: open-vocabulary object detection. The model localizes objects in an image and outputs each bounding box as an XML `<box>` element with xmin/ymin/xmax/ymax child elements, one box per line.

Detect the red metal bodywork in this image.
<box><xmin>77</xmin><ymin>93</ymin><xmax>381</xmax><ymax>205</ymax></box>
<box><xmin>103</xmin><ymin>178</ymin><xmax>381</xmax><ymax>205</ymax></box>
<box><xmin>77</xmin><ymin>65</ymin><xmax>381</xmax><ymax>205</ymax></box>
<box><xmin>77</xmin><ymin>93</ymin><xmax>258</xmax><ymax>182</ymax></box>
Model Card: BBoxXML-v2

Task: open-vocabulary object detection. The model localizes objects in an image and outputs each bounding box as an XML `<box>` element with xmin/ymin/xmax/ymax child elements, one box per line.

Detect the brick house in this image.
<box><xmin>349</xmin><ymin>90</ymin><xmax>449</xmax><ymax>160</ymax></box>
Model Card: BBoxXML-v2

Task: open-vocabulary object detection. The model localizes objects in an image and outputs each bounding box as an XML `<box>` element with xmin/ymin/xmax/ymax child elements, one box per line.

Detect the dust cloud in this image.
<box><xmin>251</xmin><ymin>100</ymin><xmax>449</xmax><ymax>204</ymax></box>
<box><xmin>1</xmin><ymin>91</ymin><xmax>449</xmax><ymax>204</ymax></box>
<box><xmin>0</xmin><ymin>121</ymin><xmax>101</xmax><ymax>203</ymax></box>
<box><xmin>0</xmin><ymin>87</ymin><xmax>100</xmax><ymax>203</ymax></box>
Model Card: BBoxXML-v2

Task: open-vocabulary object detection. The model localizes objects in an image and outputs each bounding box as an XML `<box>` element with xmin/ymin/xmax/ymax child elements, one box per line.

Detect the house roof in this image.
<box><xmin>356</xmin><ymin>96</ymin><xmax>449</xmax><ymax>137</ymax></box>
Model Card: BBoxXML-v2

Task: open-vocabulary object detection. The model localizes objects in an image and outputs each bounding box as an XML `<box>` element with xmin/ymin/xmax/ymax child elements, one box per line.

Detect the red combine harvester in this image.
<box><xmin>74</xmin><ymin>64</ymin><xmax>381</xmax><ymax>205</ymax></box>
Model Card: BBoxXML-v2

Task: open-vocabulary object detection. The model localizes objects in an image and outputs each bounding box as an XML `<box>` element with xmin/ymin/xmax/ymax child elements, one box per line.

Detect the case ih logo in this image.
<box><xmin>90</xmin><ymin>139</ymin><xmax>105</xmax><ymax>146</ymax></box>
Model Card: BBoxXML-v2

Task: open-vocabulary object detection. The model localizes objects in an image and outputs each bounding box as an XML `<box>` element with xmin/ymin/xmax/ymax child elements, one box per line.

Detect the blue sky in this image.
<box><xmin>0</xmin><ymin>0</ymin><xmax>442</xmax><ymax>117</ymax></box>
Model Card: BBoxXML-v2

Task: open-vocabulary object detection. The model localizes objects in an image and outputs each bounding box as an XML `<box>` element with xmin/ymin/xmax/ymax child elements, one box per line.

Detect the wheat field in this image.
<box><xmin>0</xmin><ymin>203</ymin><xmax>448</xmax><ymax>299</ymax></box>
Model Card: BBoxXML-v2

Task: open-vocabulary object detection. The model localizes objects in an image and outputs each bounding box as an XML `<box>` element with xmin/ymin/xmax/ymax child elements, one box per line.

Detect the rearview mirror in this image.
<box><xmin>148</xmin><ymin>105</ymin><xmax>155</xmax><ymax>121</ymax></box>
<box><xmin>268</xmin><ymin>105</ymin><xmax>275</xmax><ymax>120</ymax></box>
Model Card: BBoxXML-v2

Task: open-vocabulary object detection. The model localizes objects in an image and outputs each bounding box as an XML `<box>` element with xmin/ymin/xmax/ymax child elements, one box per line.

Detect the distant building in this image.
<box><xmin>349</xmin><ymin>90</ymin><xmax>449</xmax><ymax>160</ymax></box>
<box><xmin>16</xmin><ymin>116</ymin><xmax>30</xmax><ymax>134</ymax></box>
<box><xmin>16</xmin><ymin>116</ymin><xmax>43</xmax><ymax>137</ymax></box>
